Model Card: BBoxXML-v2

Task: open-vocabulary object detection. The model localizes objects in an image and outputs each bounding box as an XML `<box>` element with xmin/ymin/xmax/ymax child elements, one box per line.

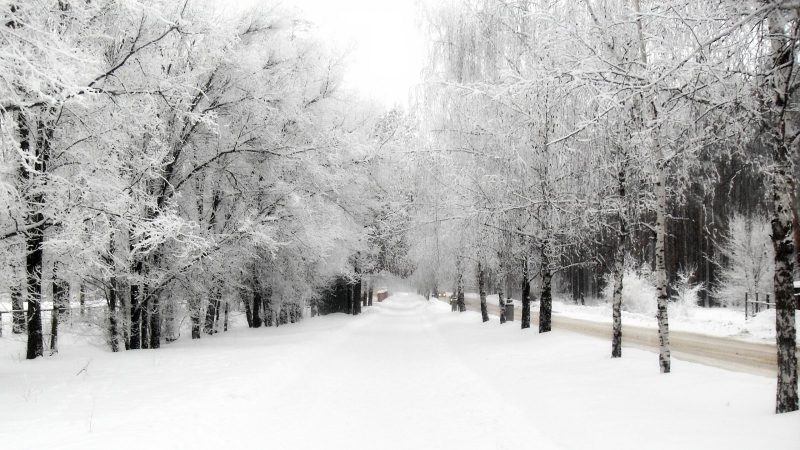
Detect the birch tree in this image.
<box><xmin>762</xmin><ymin>3</ymin><xmax>799</xmax><ymax>414</ymax></box>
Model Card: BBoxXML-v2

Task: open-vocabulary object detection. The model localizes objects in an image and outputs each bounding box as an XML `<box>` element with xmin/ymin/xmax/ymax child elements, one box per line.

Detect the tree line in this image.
<box><xmin>405</xmin><ymin>0</ymin><xmax>799</xmax><ymax>414</ymax></box>
<box><xmin>0</xmin><ymin>2</ymin><xmax>409</xmax><ymax>359</ymax></box>
<box><xmin>1</xmin><ymin>0</ymin><xmax>797</xmax><ymax>418</ymax></box>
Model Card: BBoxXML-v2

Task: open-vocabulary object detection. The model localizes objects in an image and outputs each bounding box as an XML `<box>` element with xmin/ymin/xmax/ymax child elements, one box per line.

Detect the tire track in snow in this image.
<box><xmin>265</xmin><ymin>293</ymin><xmax>564</xmax><ymax>450</ymax></box>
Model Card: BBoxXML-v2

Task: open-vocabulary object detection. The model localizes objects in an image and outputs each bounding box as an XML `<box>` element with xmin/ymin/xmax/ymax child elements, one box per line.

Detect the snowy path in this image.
<box><xmin>275</xmin><ymin>295</ymin><xmax>552</xmax><ymax>450</ymax></box>
<box><xmin>1</xmin><ymin>293</ymin><xmax>798</xmax><ymax>449</ymax></box>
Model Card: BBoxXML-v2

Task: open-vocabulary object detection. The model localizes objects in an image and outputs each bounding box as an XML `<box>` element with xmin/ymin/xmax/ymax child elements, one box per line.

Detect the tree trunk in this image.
<box><xmin>24</xmin><ymin>227</ymin><xmax>44</xmax><ymax>360</ymax></box>
<box><xmin>21</xmin><ymin>113</ymin><xmax>44</xmax><ymax>360</ymax></box>
<box><xmin>367</xmin><ymin>285</ymin><xmax>373</xmax><ymax>306</ymax></box>
<box><xmin>654</xmin><ymin>164</ymin><xmax>671</xmax><ymax>373</ymax></box>
<box><xmin>78</xmin><ymin>283</ymin><xmax>85</xmax><ymax>317</ymax></box>
<box><xmin>128</xmin><ymin>238</ymin><xmax>143</xmax><ymax>348</ymax></box>
<box><xmin>162</xmin><ymin>297</ymin><xmax>177</xmax><ymax>343</ymax></box>
<box><xmin>348</xmin><ymin>283</ymin><xmax>356</xmax><ymax>316</ymax></box>
<box><xmin>768</xmin><ymin>8</ymin><xmax>798</xmax><ymax>414</ymax></box>
<box><xmin>521</xmin><ymin>256</ymin><xmax>531</xmax><ymax>330</ymax></box>
<box><xmin>120</xmin><ymin>280</ymin><xmax>130</xmax><ymax>349</ymax></box>
<box><xmin>223</xmin><ymin>302</ymin><xmax>229</xmax><ymax>332</ymax></box>
<box><xmin>107</xmin><ymin>278</ymin><xmax>119</xmax><ymax>352</ymax></box>
<box><xmin>632</xmin><ymin>0</ymin><xmax>670</xmax><ymax>374</ymax></box>
<box><xmin>204</xmin><ymin>295</ymin><xmax>217</xmax><ymax>335</ymax></box>
<box><xmin>141</xmin><ymin>287</ymin><xmax>150</xmax><ymax>349</ymax></box>
<box><xmin>11</xmin><ymin>284</ymin><xmax>25</xmax><ymax>334</ymax></box>
<box><xmin>612</xmin><ymin>160</ymin><xmax>628</xmax><ymax>358</ymax></box>
<box><xmin>191</xmin><ymin>296</ymin><xmax>201</xmax><ymax>339</ymax></box>
<box><xmin>104</xmin><ymin>232</ymin><xmax>121</xmax><ymax>351</ymax></box>
<box><xmin>478</xmin><ymin>261</ymin><xmax>488</xmax><ymax>322</ymax></box>
<box><xmin>539</xmin><ymin>243</ymin><xmax>552</xmax><ymax>333</ymax></box>
<box><xmin>49</xmin><ymin>269</ymin><xmax>68</xmax><ymax>354</ymax></box>
<box><xmin>265</xmin><ymin>296</ymin><xmax>275</xmax><ymax>326</ymax></box>
<box><xmin>203</xmin><ymin>191</ymin><xmax>222</xmax><ymax>335</ymax></box>
<box><xmin>279</xmin><ymin>305</ymin><xmax>288</xmax><ymax>325</ymax></box>
<box><xmin>49</xmin><ymin>300</ymin><xmax>58</xmax><ymax>355</ymax></box>
<box><xmin>611</xmin><ymin>245</ymin><xmax>625</xmax><ymax>358</ymax></box>
<box><xmin>773</xmin><ymin>197</ymin><xmax>797</xmax><ymax>412</ymax></box>
<box><xmin>149</xmin><ymin>293</ymin><xmax>160</xmax><ymax>349</ymax></box>
<box><xmin>252</xmin><ymin>290</ymin><xmax>263</xmax><ymax>328</ymax></box>
<box><xmin>244</xmin><ymin>296</ymin><xmax>253</xmax><ymax>328</ymax></box>
<box><xmin>129</xmin><ymin>281</ymin><xmax>142</xmax><ymax>350</ymax></box>
<box><xmin>456</xmin><ymin>270</ymin><xmax>466</xmax><ymax>312</ymax></box>
<box><xmin>498</xmin><ymin>245</ymin><xmax>507</xmax><ymax>324</ymax></box>
<box><xmin>539</xmin><ymin>270</ymin><xmax>552</xmax><ymax>333</ymax></box>
<box><xmin>498</xmin><ymin>281</ymin><xmax>506</xmax><ymax>324</ymax></box>
<box><xmin>354</xmin><ymin>278</ymin><xmax>362</xmax><ymax>315</ymax></box>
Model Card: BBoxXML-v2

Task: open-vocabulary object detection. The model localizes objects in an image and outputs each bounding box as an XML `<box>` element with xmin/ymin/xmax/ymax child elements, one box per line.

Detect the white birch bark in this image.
<box><xmin>654</xmin><ymin>162</ymin><xmax>671</xmax><ymax>373</ymax></box>
<box><xmin>611</xmin><ymin>158</ymin><xmax>628</xmax><ymax>358</ymax></box>
<box><xmin>767</xmin><ymin>7</ymin><xmax>798</xmax><ymax>414</ymax></box>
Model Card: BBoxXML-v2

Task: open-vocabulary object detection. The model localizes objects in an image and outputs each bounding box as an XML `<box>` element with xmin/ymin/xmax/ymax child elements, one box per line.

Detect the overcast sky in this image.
<box><xmin>221</xmin><ymin>0</ymin><xmax>426</xmax><ymax>106</ymax></box>
<box><xmin>296</xmin><ymin>0</ymin><xmax>425</xmax><ymax>106</ymax></box>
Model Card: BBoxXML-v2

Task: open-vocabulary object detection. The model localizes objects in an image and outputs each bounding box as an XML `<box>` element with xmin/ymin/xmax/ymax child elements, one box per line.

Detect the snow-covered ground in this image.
<box><xmin>2</xmin><ymin>293</ymin><xmax>798</xmax><ymax>449</ymax></box>
<box><xmin>469</xmin><ymin>292</ymin><xmax>794</xmax><ymax>343</ymax></box>
<box><xmin>548</xmin><ymin>297</ymin><xmax>782</xmax><ymax>341</ymax></box>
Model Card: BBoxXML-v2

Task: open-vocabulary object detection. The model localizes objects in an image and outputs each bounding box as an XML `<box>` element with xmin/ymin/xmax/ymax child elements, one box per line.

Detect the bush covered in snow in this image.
<box><xmin>713</xmin><ymin>214</ymin><xmax>773</xmax><ymax>308</ymax></box>
<box><xmin>671</xmin><ymin>269</ymin><xmax>703</xmax><ymax>319</ymax></box>
<box><xmin>602</xmin><ymin>266</ymin><xmax>658</xmax><ymax>316</ymax></box>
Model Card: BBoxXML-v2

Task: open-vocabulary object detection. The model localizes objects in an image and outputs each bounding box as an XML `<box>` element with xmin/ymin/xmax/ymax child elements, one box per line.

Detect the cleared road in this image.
<box><xmin>440</xmin><ymin>295</ymin><xmax>799</xmax><ymax>376</ymax></box>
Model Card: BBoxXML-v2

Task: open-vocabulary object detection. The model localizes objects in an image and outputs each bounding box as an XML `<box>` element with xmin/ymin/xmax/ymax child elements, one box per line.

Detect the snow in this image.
<box><xmin>541</xmin><ymin>297</ymin><xmax>797</xmax><ymax>343</ymax></box>
<box><xmin>1</xmin><ymin>293</ymin><xmax>798</xmax><ymax>449</ymax></box>
<box><xmin>471</xmin><ymin>291</ymin><xmax>795</xmax><ymax>344</ymax></box>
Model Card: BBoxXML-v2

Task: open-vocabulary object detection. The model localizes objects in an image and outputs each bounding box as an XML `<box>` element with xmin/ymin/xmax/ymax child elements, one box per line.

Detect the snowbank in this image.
<box><xmin>547</xmin><ymin>296</ymin><xmax>797</xmax><ymax>343</ymax></box>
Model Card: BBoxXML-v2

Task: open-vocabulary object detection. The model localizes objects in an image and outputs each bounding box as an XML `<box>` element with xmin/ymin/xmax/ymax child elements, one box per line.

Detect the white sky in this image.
<box><xmin>294</xmin><ymin>0</ymin><xmax>425</xmax><ymax>106</ymax></box>
<box><xmin>222</xmin><ymin>0</ymin><xmax>426</xmax><ymax>106</ymax></box>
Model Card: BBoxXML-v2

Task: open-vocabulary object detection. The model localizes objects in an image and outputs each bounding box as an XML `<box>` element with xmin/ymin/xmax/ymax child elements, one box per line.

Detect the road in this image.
<box><xmin>440</xmin><ymin>295</ymin><xmax>799</xmax><ymax>376</ymax></box>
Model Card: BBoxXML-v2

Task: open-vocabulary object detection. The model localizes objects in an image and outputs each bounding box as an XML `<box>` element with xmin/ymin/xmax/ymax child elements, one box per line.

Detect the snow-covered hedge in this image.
<box><xmin>602</xmin><ymin>268</ymin><xmax>658</xmax><ymax>316</ymax></box>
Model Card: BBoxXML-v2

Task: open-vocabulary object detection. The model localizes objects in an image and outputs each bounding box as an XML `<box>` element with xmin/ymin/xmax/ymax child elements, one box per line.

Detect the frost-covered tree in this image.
<box><xmin>714</xmin><ymin>214</ymin><xmax>774</xmax><ymax>307</ymax></box>
<box><xmin>760</xmin><ymin>3</ymin><xmax>799</xmax><ymax>414</ymax></box>
<box><xmin>0</xmin><ymin>1</ymin><xmax>403</xmax><ymax>358</ymax></box>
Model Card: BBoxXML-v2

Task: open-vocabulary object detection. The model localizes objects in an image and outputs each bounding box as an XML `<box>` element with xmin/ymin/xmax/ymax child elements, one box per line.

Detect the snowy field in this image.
<box><xmin>2</xmin><ymin>293</ymin><xmax>798</xmax><ymax>449</ymax></box>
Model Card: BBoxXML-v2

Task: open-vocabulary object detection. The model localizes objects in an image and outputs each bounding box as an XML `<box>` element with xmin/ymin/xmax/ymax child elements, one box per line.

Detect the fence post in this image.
<box><xmin>767</xmin><ymin>294</ymin><xmax>771</xmax><ymax>310</ymax></box>
<box><xmin>745</xmin><ymin>292</ymin><xmax>748</xmax><ymax>319</ymax></box>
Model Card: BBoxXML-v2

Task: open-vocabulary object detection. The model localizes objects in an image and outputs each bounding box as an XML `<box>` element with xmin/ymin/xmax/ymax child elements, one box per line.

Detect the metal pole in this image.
<box><xmin>745</xmin><ymin>292</ymin><xmax>748</xmax><ymax>319</ymax></box>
